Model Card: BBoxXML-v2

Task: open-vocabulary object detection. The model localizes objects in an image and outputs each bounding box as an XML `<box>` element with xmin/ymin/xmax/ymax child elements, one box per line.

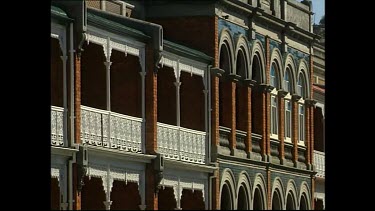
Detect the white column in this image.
<box><xmin>139</xmin><ymin>49</ymin><xmax>146</xmax><ymax>153</ymax></box>
<box><xmin>139</xmin><ymin>170</ymin><xmax>146</xmax><ymax>210</ymax></box>
<box><xmin>174</xmin><ymin>61</ymin><xmax>181</xmax><ymax>160</ymax></box>
<box><xmin>174</xmin><ymin>178</ymin><xmax>182</xmax><ymax>210</ymax></box>
<box><xmin>103</xmin><ymin>165</ymin><xmax>113</xmax><ymax>210</ymax></box>
<box><xmin>104</xmin><ymin>37</ymin><xmax>112</xmax><ymax>148</ymax></box>
<box><xmin>69</xmin><ymin>23</ymin><xmax>75</xmax><ymax>148</ymax></box>
<box><xmin>61</xmin><ymin>55</ymin><xmax>68</xmax><ymax>146</ymax></box>
<box><xmin>203</xmin><ymin>70</ymin><xmax>209</xmax><ymax>164</ymax></box>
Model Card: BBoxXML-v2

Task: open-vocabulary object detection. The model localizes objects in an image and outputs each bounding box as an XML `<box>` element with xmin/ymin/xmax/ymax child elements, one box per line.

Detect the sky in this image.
<box><xmin>310</xmin><ymin>0</ymin><xmax>325</xmax><ymax>24</ymax></box>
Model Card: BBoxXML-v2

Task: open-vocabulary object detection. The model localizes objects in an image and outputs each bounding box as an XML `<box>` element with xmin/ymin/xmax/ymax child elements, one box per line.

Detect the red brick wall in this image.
<box><xmin>212</xmin><ymin>76</ymin><xmax>219</xmax><ymax>147</ymax></box>
<box><xmin>148</xmin><ymin>16</ymin><xmax>217</xmax><ymax>59</ymax></box>
<box><xmin>74</xmin><ymin>53</ymin><xmax>82</xmax><ymax>145</ymax></box>
<box><xmin>145</xmin><ymin>47</ymin><xmax>158</xmax><ymax>154</ymax></box>
<box><xmin>145</xmin><ymin>164</ymin><xmax>158</xmax><ymax>210</ymax></box>
<box><xmin>51</xmin><ymin>38</ymin><xmax>63</xmax><ymax>107</ymax></box>
<box><xmin>51</xmin><ymin>178</ymin><xmax>60</xmax><ymax>210</ymax></box>
<box><xmin>181</xmin><ymin>189</ymin><xmax>205</xmax><ymax>210</ymax></box>
<box><xmin>230</xmin><ymin>82</ymin><xmax>236</xmax><ymax>153</ymax></box>
<box><xmin>251</xmin><ymin>88</ymin><xmax>263</xmax><ymax>135</ymax></box>
<box><xmin>180</xmin><ymin>72</ymin><xmax>205</xmax><ymax>131</ymax></box>
<box><xmin>314</xmin><ymin>107</ymin><xmax>324</xmax><ymax>151</ymax></box>
<box><xmin>81</xmin><ymin>177</ymin><xmax>106</xmax><ymax>210</ymax></box>
<box><xmin>110</xmin><ymin>51</ymin><xmax>142</xmax><ymax>117</ymax></box>
<box><xmin>145</xmin><ymin>46</ymin><xmax>158</xmax><ymax>210</ymax></box>
<box><xmin>246</xmin><ymin>87</ymin><xmax>252</xmax><ymax>152</ymax></box>
<box><xmin>219</xmin><ymin>80</ymin><xmax>233</xmax><ymax>128</ymax></box>
<box><xmin>158</xmin><ymin>187</ymin><xmax>177</xmax><ymax>210</ymax></box>
<box><xmin>157</xmin><ymin>66</ymin><xmax>176</xmax><ymax>126</ymax></box>
<box><xmin>111</xmin><ymin>181</ymin><xmax>141</xmax><ymax>210</ymax></box>
<box><xmin>81</xmin><ymin>43</ymin><xmax>107</xmax><ymax>110</ymax></box>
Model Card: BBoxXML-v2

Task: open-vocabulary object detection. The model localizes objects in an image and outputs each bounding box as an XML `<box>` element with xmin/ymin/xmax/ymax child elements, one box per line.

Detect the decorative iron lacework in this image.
<box><xmin>81</xmin><ymin>106</ymin><xmax>142</xmax><ymax>153</ymax></box>
<box><xmin>51</xmin><ymin>106</ymin><xmax>64</xmax><ymax>146</ymax></box>
<box><xmin>157</xmin><ymin>123</ymin><xmax>206</xmax><ymax>164</ymax></box>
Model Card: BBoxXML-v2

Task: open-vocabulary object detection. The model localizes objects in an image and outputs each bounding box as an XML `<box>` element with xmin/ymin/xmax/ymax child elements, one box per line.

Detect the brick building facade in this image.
<box><xmin>51</xmin><ymin>0</ymin><xmax>323</xmax><ymax>210</ymax></box>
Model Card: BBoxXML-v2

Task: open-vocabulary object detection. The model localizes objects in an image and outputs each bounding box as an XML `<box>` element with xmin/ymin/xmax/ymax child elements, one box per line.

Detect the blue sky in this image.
<box><xmin>310</xmin><ymin>0</ymin><xmax>325</xmax><ymax>24</ymax></box>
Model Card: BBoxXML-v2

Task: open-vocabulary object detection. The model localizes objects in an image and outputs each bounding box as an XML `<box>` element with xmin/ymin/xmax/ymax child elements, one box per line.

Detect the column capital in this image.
<box><xmin>291</xmin><ymin>94</ymin><xmax>302</xmax><ymax>101</ymax></box>
<box><xmin>259</xmin><ymin>84</ymin><xmax>274</xmax><ymax>93</ymax></box>
<box><xmin>103</xmin><ymin>201</ymin><xmax>113</xmax><ymax>210</ymax></box>
<box><xmin>173</xmin><ymin>81</ymin><xmax>182</xmax><ymax>87</ymax></box>
<box><xmin>277</xmin><ymin>90</ymin><xmax>289</xmax><ymax>98</ymax></box>
<box><xmin>104</xmin><ymin>61</ymin><xmax>112</xmax><ymax>67</ymax></box>
<box><xmin>60</xmin><ymin>55</ymin><xmax>68</xmax><ymax>62</ymax></box>
<box><xmin>227</xmin><ymin>73</ymin><xmax>241</xmax><ymax>83</ymax></box>
<box><xmin>305</xmin><ymin>98</ymin><xmax>317</xmax><ymax>106</ymax></box>
<box><xmin>139</xmin><ymin>205</ymin><xmax>147</xmax><ymax>210</ymax></box>
<box><xmin>243</xmin><ymin>79</ymin><xmax>257</xmax><ymax>87</ymax></box>
<box><xmin>210</xmin><ymin>67</ymin><xmax>225</xmax><ymax>77</ymax></box>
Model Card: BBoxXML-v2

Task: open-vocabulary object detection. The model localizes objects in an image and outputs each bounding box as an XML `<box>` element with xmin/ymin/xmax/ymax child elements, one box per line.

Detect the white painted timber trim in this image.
<box><xmin>51</xmin><ymin>146</ymin><xmax>79</xmax><ymax>157</ymax></box>
<box><xmin>164</xmin><ymin>159</ymin><xmax>217</xmax><ymax>173</ymax></box>
<box><xmin>87</xmin><ymin>145</ymin><xmax>156</xmax><ymax>163</ymax></box>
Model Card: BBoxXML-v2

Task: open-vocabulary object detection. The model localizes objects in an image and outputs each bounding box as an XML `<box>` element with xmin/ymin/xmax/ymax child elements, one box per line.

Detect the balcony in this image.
<box><xmin>51</xmin><ymin>106</ymin><xmax>65</xmax><ymax>147</ymax></box>
<box><xmin>314</xmin><ymin>150</ymin><xmax>325</xmax><ymax>178</ymax></box>
<box><xmin>80</xmin><ymin>105</ymin><xmax>143</xmax><ymax>153</ymax></box>
<box><xmin>157</xmin><ymin>122</ymin><xmax>206</xmax><ymax>164</ymax></box>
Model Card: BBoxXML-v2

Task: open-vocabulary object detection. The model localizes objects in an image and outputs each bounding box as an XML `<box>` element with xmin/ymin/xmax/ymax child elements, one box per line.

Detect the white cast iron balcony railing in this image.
<box><xmin>51</xmin><ymin>106</ymin><xmax>64</xmax><ymax>146</ymax></box>
<box><xmin>157</xmin><ymin>122</ymin><xmax>206</xmax><ymax>164</ymax></box>
<box><xmin>81</xmin><ymin>105</ymin><xmax>142</xmax><ymax>153</ymax></box>
<box><xmin>314</xmin><ymin>150</ymin><xmax>325</xmax><ymax>178</ymax></box>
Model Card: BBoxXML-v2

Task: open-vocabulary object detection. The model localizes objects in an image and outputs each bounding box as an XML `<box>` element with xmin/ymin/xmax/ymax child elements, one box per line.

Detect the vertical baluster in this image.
<box><xmin>80</xmin><ymin>109</ymin><xmax>85</xmax><ymax>144</ymax></box>
<box><xmin>51</xmin><ymin>110</ymin><xmax>56</xmax><ymax>145</ymax></box>
<box><xmin>57</xmin><ymin>111</ymin><xmax>64</xmax><ymax>146</ymax></box>
<box><xmin>89</xmin><ymin>111</ymin><xmax>94</xmax><ymax>145</ymax></box>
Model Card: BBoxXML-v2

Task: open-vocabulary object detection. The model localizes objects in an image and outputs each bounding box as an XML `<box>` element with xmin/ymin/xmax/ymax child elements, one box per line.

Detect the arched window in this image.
<box><xmin>270</xmin><ymin>63</ymin><xmax>279</xmax><ymax>139</ymax></box>
<box><xmin>284</xmin><ymin>68</ymin><xmax>292</xmax><ymax>142</ymax></box>
<box><xmin>284</xmin><ymin>68</ymin><xmax>292</xmax><ymax>92</ymax></box>
<box><xmin>270</xmin><ymin>65</ymin><xmax>278</xmax><ymax>88</ymax></box>
<box><xmin>297</xmin><ymin>73</ymin><xmax>307</xmax><ymax>144</ymax></box>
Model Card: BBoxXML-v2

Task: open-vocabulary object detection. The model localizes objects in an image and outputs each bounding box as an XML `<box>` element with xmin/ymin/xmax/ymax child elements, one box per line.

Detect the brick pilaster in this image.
<box><xmin>230</xmin><ymin>81</ymin><xmax>236</xmax><ymax>155</ymax></box>
<box><xmin>73</xmin><ymin>53</ymin><xmax>82</xmax><ymax>210</ymax></box>
<box><xmin>211</xmin><ymin>76</ymin><xmax>220</xmax><ymax>148</ymax></box>
<box><xmin>292</xmin><ymin>96</ymin><xmax>299</xmax><ymax>165</ymax></box>
<box><xmin>145</xmin><ymin>47</ymin><xmax>158</xmax><ymax>210</ymax></box>
<box><xmin>245</xmin><ymin>85</ymin><xmax>252</xmax><ymax>154</ymax></box>
<box><xmin>278</xmin><ymin>94</ymin><xmax>285</xmax><ymax>162</ymax></box>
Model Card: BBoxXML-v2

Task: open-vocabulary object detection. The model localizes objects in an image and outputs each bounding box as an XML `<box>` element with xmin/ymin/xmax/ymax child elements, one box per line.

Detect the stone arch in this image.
<box><xmin>270</xmin><ymin>48</ymin><xmax>284</xmax><ymax>90</ymax></box>
<box><xmin>219</xmin><ymin>28</ymin><xmax>235</xmax><ymax>74</ymax></box>
<box><xmin>236</xmin><ymin>171</ymin><xmax>252</xmax><ymax>210</ymax></box>
<box><xmin>252</xmin><ymin>173</ymin><xmax>268</xmax><ymax>210</ymax></box>
<box><xmin>298</xmin><ymin>181</ymin><xmax>311</xmax><ymax>210</ymax></box>
<box><xmin>234</xmin><ymin>35</ymin><xmax>251</xmax><ymax>78</ymax></box>
<box><xmin>285</xmin><ymin>179</ymin><xmax>298</xmax><ymax>210</ymax></box>
<box><xmin>271</xmin><ymin>177</ymin><xmax>285</xmax><ymax>210</ymax></box>
<box><xmin>284</xmin><ymin>54</ymin><xmax>297</xmax><ymax>94</ymax></box>
<box><xmin>250</xmin><ymin>40</ymin><xmax>267</xmax><ymax>83</ymax></box>
<box><xmin>220</xmin><ymin>168</ymin><xmax>237</xmax><ymax>210</ymax></box>
<box><xmin>297</xmin><ymin>59</ymin><xmax>311</xmax><ymax>99</ymax></box>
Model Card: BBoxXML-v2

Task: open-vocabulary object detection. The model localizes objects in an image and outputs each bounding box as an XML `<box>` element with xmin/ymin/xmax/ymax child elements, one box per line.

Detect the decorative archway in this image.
<box><xmin>220</xmin><ymin>169</ymin><xmax>236</xmax><ymax>210</ymax></box>
<box><xmin>271</xmin><ymin>177</ymin><xmax>285</xmax><ymax>210</ymax></box>
<box><xmin>236</xmin><ymin>171</ymin><xmax>252</xmax><ymax>210</ymax></box>
<box><xmin>285</xmin><ymin>180</ymin><xmax>298</xmax><ymax>210</ymax></box>
<box><xmin>252</xmin><ymin>173</ymin><xmax>267</xmax><ymax>210</ymax></box>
